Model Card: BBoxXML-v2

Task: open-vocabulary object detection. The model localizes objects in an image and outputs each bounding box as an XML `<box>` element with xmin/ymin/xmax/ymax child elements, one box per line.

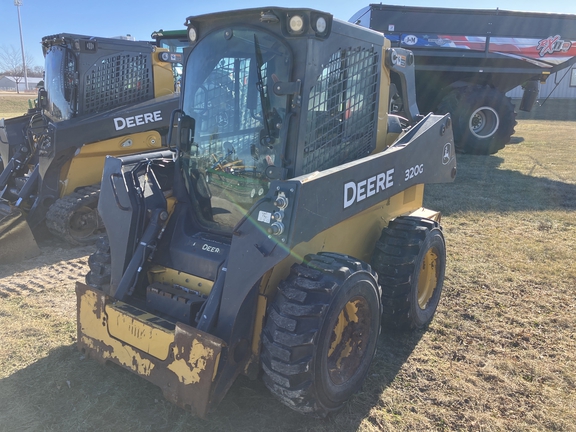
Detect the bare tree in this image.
<box><xmin>0</xmin><ymin>45</ymin><xmax>36</xmax><ymax>93</ymax></box>
<box><xmin>30</xmin><ymin>65</ymin><xmax>44</xmax><ymax>78</ymax></box>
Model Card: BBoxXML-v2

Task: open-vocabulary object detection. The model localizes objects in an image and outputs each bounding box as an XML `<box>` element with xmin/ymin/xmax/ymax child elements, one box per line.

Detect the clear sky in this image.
<box><xmin>1</xmin><ymin>0</ymin><xmax>576</xmax><ymax>68</ymax></box>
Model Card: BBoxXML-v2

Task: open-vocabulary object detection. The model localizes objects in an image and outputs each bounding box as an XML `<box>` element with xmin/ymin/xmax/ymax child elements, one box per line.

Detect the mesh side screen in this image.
<box><xmin>83</xmin><ymin>53</ymin><xmax>153</xmax><ymax>114</ymax></box>
<box><xmin>303</xmin><ymin>47</ymin><xmax>379</xmax><ymax>174</ymax></box>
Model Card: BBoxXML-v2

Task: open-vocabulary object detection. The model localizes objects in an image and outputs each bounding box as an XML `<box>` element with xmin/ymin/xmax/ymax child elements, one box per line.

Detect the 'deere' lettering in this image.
<box><xmin>344</xmin><ymin>168</ymin><xmax>394</xmax><ymax>209</ymax></box>
<box><xmin>113</xmin><ymin>110</ymin><xmax>163</xmax><ymax>131</ymax></box>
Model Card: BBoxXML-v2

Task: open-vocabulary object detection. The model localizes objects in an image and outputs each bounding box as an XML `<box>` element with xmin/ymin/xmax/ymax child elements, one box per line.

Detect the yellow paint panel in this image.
<box><xmin>168</xmin><ymin>339</ymin><xmax>215</xmax><ymax>385</ymax></box>
<box><xmin>59</xmin><ymin>130</ymin><xmax>162</xmax><ymax>197</ymax></box>
<box><xmin>148</xmin><ymin>265</ymin><xmax>214</xmax><ymax>296</ymax></box>
<box><xmin>407</xmin><ymin>207</ymin><xmax>441</xmax><ymax>222</ymax></box>
<box><xmin>79</xmin><ymin>334</ymin><xmax>156</xmax><ymax>376</ymax></box>
<box><xmin>166</xmin><ymin>196</ymin><xmax>177</xmax><ymax>217</ymax></box>
<box><xmin>77</xmin><ymin>285</ymin><xmax>158</xmax><ymax>377</ymax></box>
<box><xmin>153</xmin><ymin>48</ymin><xmax>178</xmax><ymax>97</ymax></box>
<box><xmin>264</xmin><ymin>185</ymin><xmax>427</xmax><ymax>295</ymax></box>
<box><xmin>250</xmin><ymin>294</ymin><xmax>268</xmax><ymax>357</ymax></box>
<box><xmin>105</xmin><ymin>303</ymin><xmax>175</xmax><ymax>361</ymax></box>
<box><xmin>374</xmin><ymin>39</ymin><xmax>392</xmax><ymax>154</ymax></box>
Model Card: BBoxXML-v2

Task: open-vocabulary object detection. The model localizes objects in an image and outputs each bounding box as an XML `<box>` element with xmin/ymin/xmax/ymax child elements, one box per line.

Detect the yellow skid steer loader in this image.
<box><xmin>0</xmin><ymin>32</ymin><xmax>185</xmax><ymax>263</ymax></box>
<box><xmin>77</xmin><ymin>7</ymin><xmax>456</xmax><ymax>418</ymax></box>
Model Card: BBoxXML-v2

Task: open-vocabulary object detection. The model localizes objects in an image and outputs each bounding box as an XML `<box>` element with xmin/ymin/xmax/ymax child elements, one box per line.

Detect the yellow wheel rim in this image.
<box><xmin>327</xmin><ymin>297</ymin><xmax>371</xmax><ymax>385</ymax></box>
<box><xmin>417</xmin><ymin>248</ymin><xmax>439</xmax><ymax>309</ymax></box>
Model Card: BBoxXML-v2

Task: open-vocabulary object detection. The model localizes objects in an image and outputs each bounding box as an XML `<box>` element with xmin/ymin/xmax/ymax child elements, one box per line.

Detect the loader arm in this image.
<box><xmin>212</xmin><ymin>113</ymin><xmax>455</xmax><ymax>344</ymax></box>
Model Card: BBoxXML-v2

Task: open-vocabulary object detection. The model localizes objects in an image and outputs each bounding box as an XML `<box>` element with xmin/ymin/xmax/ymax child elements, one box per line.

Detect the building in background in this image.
<box><xmin>0</xmin><ymin>76</ymin><xmax>42</xmax><ymax>92</ymax></box>
<box><xmin>507</xmin><ymin>69</ymin><xmax>576</xmax><ymax>99</ymax></box>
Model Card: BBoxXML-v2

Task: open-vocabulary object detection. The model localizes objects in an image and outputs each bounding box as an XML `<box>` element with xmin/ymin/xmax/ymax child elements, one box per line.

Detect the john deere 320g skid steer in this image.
<box><xmin>77</xmin><ymin>7</ymin><xmax>457</xmax><ymax>417</ymax></box>
<box><xmin>0</xmin><ymin>33</ymin><xmax>182</xmax><ymax>263</ymax></box>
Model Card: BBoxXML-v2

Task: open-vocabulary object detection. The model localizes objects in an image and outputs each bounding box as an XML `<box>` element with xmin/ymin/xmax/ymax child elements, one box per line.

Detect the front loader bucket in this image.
<box><xmin>0</xmin><ymin>200</ymin><xmax>41</xmax><ymax>264</ymax></box>
<box><xmin>76</xmin><ymin>282</ymin><xmax>224</xmax><ymax>418</ymax></box>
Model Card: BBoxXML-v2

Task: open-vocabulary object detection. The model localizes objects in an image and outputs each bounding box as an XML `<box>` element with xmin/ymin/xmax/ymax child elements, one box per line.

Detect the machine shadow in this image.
<box><xmin>0</xmin><ymin>329</ymin><xmax>423</xmax><ymax>432</ymax></box>
<box><xmin>424</xmin><ymin>153</ymin><xmax>576</xmax><ymax>215</ymax></box>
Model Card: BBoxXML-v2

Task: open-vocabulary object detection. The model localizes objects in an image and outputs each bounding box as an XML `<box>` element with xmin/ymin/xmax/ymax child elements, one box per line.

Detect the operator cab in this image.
<box><xmin>179</xmin><ymin>26</ymin><xmax>291</xmax><ymax>233</ymax></box>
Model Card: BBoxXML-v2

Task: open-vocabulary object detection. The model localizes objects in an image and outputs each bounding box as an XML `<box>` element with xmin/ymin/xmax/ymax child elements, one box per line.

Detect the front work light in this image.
<box><xmin>289</xmin><ymin>15</ymin><xmax>304</xmax><ymax>33</ymax></box>
<box><xmin>188</xmin><ymin>26</ymin><xmax>198</xmax><ymax>42</ymax></box>
<box><xmin>315</xmin><ymin>16</ymin><xmax>327</xmax><ymax>33</ymax></box>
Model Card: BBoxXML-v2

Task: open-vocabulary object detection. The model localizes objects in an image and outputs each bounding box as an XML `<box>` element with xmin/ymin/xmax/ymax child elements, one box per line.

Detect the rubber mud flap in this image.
<box><xmin>76</xmin><ymin>282</ymin><xmax>224</xmax><ymax>418</ymax></box>
<box><xmin>0</xmin><ymin>199</ymin><xmax>40</xmax><ymax>264</ymax></box>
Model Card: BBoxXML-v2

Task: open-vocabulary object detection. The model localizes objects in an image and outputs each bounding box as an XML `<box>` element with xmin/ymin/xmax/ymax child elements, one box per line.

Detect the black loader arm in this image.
<box><xmin>233</xmin><ymin>113</ymin><xmax>456</xmax><ymax>255</ymax></box>
<box><xmin>211</xmin><ymin>113</ymin><xmax>456</xmax><ymax>342</ymax></box>
<box><xmin>386</xmin><ymin>47</ymin><xmax>421</xmax><ymax>124</ymax></box>
<box><xmin>98</xmin><ymin>150</ymin><xmax>175</xmax><ymax>296</ymax></box>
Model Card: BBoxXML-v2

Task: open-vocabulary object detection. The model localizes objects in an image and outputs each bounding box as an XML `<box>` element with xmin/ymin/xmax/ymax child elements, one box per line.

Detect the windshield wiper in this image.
<box><xmin>253</xmin><ymin>34</ymin><xmax>276</xmax><ymax>147</ymax></box>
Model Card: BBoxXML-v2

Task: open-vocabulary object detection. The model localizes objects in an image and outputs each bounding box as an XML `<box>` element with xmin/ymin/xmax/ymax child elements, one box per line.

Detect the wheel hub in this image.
<box><xmin>69</xmin><ymin>206</ymin><xmax>99</xmax><ymax>239</ymax></box>
<box><xmin>417</xmin><ymin>248</ymin><xmax>439</xmax><ymax>309</ymax></box>
<box><xmin>469</xmin><ymin>106</ymin><xmax>499</xmax><ymax>139</ymax></box>
<box><xmin>327</xmin><ymin>297</ymin><xmax>371</xmax><ymax>385</ymax></box>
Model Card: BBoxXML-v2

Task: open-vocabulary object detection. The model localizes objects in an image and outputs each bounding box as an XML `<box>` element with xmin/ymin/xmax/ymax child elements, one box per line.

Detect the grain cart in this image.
<box><xmin>0</xmin><ymin>33</ymin><xmax>181</xmax><ymax>263</ymax></box>
<box><xmin>77</xmin><ymin>7</ymin><xmax>457</xmax><ymax>417</ymax></box>
<box><xmin>352</xmin><ymin>4</ymin><xmax>576</xmax><ymax>154</ymax></box>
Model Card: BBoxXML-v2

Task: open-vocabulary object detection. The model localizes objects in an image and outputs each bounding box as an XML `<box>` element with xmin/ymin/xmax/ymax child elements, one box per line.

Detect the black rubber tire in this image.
<box><xmin>45</xmin><ymin>185</ymin><xmax>104</xmax><ymax>246</ymax></box>
<box><xmin>372</xmin><ymin>216</ymin><xmax>446</xmax><ymax>330</ymax></box>
<box><xmin>437</xmin><ymin>85</ymin><xmax>516</xmax><ymax>155</ymax></box>
<box><xmin>85</xmin><ymin>235</ymin><xmax>111</xmax><ymax>293</ymax></box>
<box><xmin>261</xmin><ymin>252</ymin><xmax>381</xmax><ymax>417</ymax></box>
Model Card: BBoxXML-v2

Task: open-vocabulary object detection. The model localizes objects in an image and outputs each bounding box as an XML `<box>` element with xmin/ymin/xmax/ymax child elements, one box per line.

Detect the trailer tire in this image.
<box><xmin>372</xmin><ymin>216</ymin><xmax>446</xmax><ymax>330</ymax></box>
<box><xmin>85</xmin><ymin>235</ymin><xmax>111</xmax><ymax>292</ymax></box>
<box><xmin>261</xmin><ymin>253</ymin><xmax>381</xmax><ymax>417</ymax></box>
<box><xmin>438</xmin><ymin>85</ymin><xmax>516</xmax><ymax>155</ymax></box>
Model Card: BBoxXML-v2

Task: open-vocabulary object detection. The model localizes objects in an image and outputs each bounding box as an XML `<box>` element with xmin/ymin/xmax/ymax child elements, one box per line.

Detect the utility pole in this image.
<box><xmin>14</xmin><ymin>0</ymin><xmax>29</xmax><ymax>92</ymax></box>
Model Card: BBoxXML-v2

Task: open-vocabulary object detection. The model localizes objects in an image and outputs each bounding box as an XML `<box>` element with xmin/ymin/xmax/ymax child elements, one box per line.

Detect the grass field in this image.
<box><xmin>0</xmin><ymin>95</ymin><xmax>574</xmax><ymax>431</ymax></box>
<box><xmin>0</xmin><ymin>92</ymin><xmax>32</xmax><ymax>119</ymax></box>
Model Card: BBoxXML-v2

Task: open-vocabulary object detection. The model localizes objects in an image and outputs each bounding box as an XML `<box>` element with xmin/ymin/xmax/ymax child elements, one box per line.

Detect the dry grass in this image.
<box><xmin>0</xmin><ymin>92</ymin><xmax>31</xmax><ymax>119</ymax></box>
<box><xmin>0</xmin><ymin>119</ymin><xmax>575</xmax><ymax>431</ymax></box>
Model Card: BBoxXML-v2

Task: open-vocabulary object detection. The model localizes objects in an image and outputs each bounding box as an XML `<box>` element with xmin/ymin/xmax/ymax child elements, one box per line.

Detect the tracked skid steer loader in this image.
<box><xmin>77</xmin><ymin>8</ymin><xmax>457</xmax><ymax>418</ymax></box>
<box><xmin>0</xmin><ymin>33</ymin><xmax>183</xmax><ymax>263</ymax></box>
